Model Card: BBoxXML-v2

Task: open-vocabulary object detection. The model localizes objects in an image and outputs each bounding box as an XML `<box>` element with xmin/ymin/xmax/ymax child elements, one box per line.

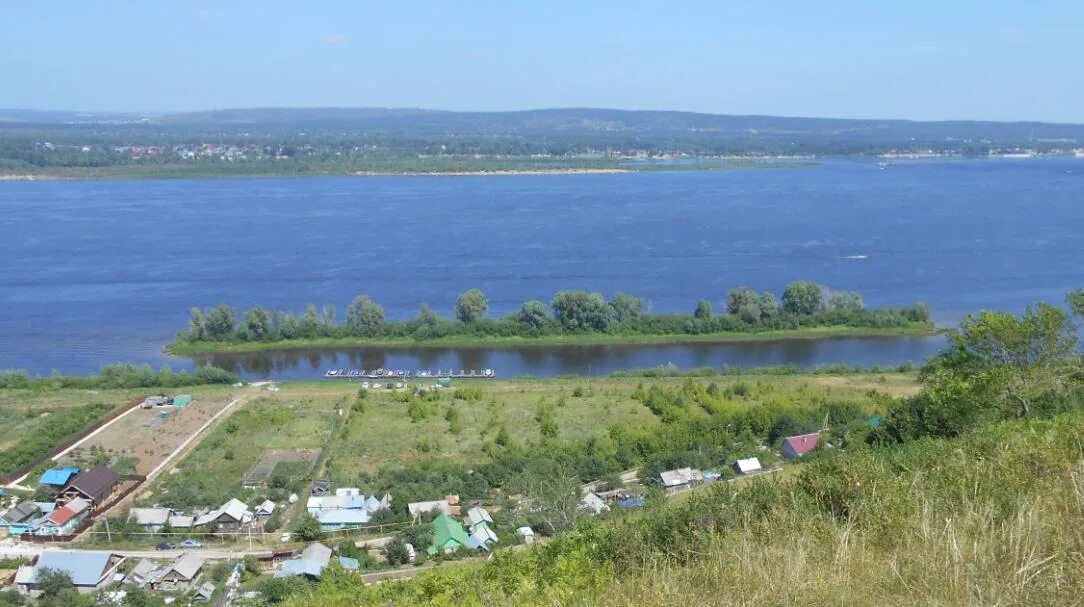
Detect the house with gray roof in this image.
<box><xmin>58</xmin><ymin>466</ymin><xmax>119</xmax><ymax>511</ymax></box>
<box><xmin>15</xmin><ymin>550</ymin><xmax>125</xmax><ymax>594</ymax></box>
<box><xmin>151</xmin><ymin>552</ymin><xmax>204</xmax><ymax>590</ymax></box>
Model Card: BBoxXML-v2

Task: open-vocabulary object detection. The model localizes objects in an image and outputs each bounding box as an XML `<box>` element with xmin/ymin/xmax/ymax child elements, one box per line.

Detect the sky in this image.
<box><xmin>2</xmin><ymin>1</ymin><xmax>1083</xmax><ymax>122</ymax></box>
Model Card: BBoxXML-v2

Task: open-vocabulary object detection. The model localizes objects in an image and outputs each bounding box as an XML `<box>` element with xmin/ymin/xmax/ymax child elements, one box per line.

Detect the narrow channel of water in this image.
<box><xmin>192</xmin><ymin>335</ymin><xmax>947</xmax><ymax>380</ymax></box>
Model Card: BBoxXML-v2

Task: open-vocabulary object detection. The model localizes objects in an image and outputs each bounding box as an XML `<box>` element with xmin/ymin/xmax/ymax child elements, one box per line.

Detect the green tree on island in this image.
<box><xmin>518</xmin><ymin>300</ymin><xmax>551</xmax><ymax>331</ymax></box>
<box><xmin>726</xmin><ymin>287</ymin><xmax>759</xmax><ymax>315</ymax></box>
<box><xmin>608</xmin><ymin>292</ymin><xmax>645</xmax><ymax>323</ymax></box>
<box><xmin>551</xmin><ymin>291</ymin><xmax>614</xmax><ymax>332</ymax></box>
<box><xmin>782</xmin><ymin>281</ymin><xmax>826</xmax><ymax>316</ymax></box>
<box><xmin>347</xmin><ymin>295</ymin><xmax>385</xmax><ymax>336</ymax></box>
<box><xmin>455</xmin><ymin>289</ymin><xmax>489</xmax><ymax>323</ymax></box>
<box><xmin>694</xmin><ymin>299</ymin><xmax>712</xmax><ymax>319</ymax></box>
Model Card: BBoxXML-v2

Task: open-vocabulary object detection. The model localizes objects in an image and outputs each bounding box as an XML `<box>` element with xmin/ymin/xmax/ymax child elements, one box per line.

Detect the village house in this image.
<box><xmin>732</xmin><ymin>457</ymin><xmax>763</xmax><ymax>475</ymax></box>
<box><xmin>194</xmin><ymin>498</ymin><xmax>252</xmax><ymax>532</ymax></box>
<box><xmin>1</xmin><ymin>501</ymin><xmax>42</xmax><ymax>531</ymax></box>
<box><xmin>781</xmin><ymin>432</ymin><xmax>822</xmax><ymax>460</ymax></box>
<box><xmin>35</xmin><ymin>497</ymin><xmax>90</xmax><ymax>536</ymax></box>
<box><xmin>408</xmin><ymin>495</ymin><xmax>461</xmax><ymax>521</ymax></box>
<box><xmin>659</xmin><ymin>467</ymin><xmax>704</xmax><ymax>493</ymax></box>
<box><xmin>428</xmin><ymin>513</ymin><xmax>469</xmax><ymax>555</ymax></box>
<box><xmin>516</xmin><ymin>526</ymin><xmax>535</xmax><ymax>545</ymax></box>
<box><xmin>126</xmin><ymin>559</ymin><xmax>157</xmax><ymax>587</ymax></box>
<box><xmin>15</xmin><ymin>550</ymin><xmax>125</xmax><ymax>594</ymax></box>
<box><xmin>128</xmin><ymin>507</ymin><xmax>172</xmax><ymax>532</ymax></box>
<box><xmin>57</xmin><ymin>466</ymin><xmax>119</xmax><ymax>512</ymax></box>
<box><xmin>275</xmin><ymin>543</ymin><xmax>338</xmax><ymax>580</ymax></box>
<box><xmin>315</xmin><ymin>508</ymin><xmax>370</xmax><ymax>531</ymax></box>
<box><xmin>151</xmin><ymin>553</ymin><xmax>205</xmax><ymax>590</ymax></box>
<box><xmin>254</xmin><ymin>500</ymin><xmax>276</xmax><ymax>519</ymax></box>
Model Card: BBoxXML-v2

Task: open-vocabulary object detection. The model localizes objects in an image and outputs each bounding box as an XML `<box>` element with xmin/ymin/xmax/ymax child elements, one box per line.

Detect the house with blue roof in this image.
<box><xmin>39</xmin><ymin>467</ymin><xmax>80</xmax><ymax>487</ymax></box>
<box><xmin>315</xmin><ymin>508</ymin><xmax>370</xmax><ymax>530</ymax></box>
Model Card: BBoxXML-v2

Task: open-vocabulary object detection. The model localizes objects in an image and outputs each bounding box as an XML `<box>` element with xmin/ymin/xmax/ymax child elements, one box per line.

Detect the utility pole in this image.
<box><xmin>104</xmin><ymin>517</ymin><xmax>112</xmax><ymax>544</ymax></box>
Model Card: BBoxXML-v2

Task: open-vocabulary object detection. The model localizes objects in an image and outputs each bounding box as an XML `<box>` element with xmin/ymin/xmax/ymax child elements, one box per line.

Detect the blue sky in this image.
<box><xmin>2</xmin><ymin>1</ymin><xmax>1083</xmax><ymax>121</ymax></box>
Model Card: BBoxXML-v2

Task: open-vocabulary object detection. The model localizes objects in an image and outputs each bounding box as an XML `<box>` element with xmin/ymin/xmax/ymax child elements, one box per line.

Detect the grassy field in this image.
<box><xmin>139</xmin><ymin>373</ymin><xmax>917</xmax><ymax>501</ymax></box>
<box><xmin>167</xmin><ymin>324</ymin><xmax>937</xmax><ymax>356</ymax></box>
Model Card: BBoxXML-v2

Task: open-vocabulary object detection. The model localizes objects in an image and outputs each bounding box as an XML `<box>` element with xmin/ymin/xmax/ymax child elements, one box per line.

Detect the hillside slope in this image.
<box><xmin>286</xmin><ymin>409</ymin><xmax>1084</xmax><ymax>606</ymax></box>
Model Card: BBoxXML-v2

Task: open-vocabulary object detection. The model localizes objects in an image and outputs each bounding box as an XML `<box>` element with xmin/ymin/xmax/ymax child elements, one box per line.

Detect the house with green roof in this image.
<box><xmin>428</xmin><ymin>513</ymin><xmax>469</xmax><ymax>555</ymax></box>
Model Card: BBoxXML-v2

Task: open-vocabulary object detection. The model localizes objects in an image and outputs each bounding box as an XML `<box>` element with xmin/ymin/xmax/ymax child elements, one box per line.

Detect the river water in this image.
<box><xmin>1</xmin><ymin>157</ymin><xmax>1081</xmax><ymax>378</ymax></box>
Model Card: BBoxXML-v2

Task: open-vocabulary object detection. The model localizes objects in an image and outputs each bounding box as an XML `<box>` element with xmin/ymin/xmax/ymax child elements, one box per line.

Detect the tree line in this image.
<box><xmin>178</xmin><ymin>281</ymin><xmax>932</xmax><ymax>345</ymax></box>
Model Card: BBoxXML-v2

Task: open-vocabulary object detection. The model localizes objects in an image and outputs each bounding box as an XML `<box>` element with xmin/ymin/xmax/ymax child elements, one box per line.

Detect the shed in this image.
<box><xmin>39</xmin><ymin>467</ymin><xmax>81</xmax><ymax>487</ymax></box>
<box><xmin>195</xmin><ymin>581</ymin><xmax>215</xmax><ymax>601</ymax></box>
<box><xmin>516</xmin><ymin>526</ymin><xmax>535</xmax><ymax>544</ymax></box>
<box><xmin>172</xmin><ymin>395</ymin><xmax>193</xmax><ymax>407</ymax></box>
<box><xmin>732</xmin><ymin>457</ymin><xmax>763</xmax><ymax>475</ymax></box>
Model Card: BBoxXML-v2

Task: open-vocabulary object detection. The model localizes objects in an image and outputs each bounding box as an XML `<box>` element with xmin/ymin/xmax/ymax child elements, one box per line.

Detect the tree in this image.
<box><xmin>299</xmin><ymin>304</ymin><xmax>321</xmax><ymax>337</ymax></box>
<box><xmin>925</xmin><ymin>303</ymin><xmax>1078</xmax><ymax>418</ymax></box>
<box><xmin>726</xmin><ymin>287</ymin><xmax>759</xmax><ymax>315</ymax></box>
<box><xmin>608</xmin><ymin>292</ymin><xmax>644</xmax><ymax>323</ymax></box>
<box><xmin>454</xmin><ymin>289</ymin><xmax>488</xmax><ymax>323</ymax></box>
<box><xmin>1068</xmin><ymin>289</ymin><xmax>1084</xmax><ymax>318</ymax></box>
<box><xmin>782</xmin><ymin>281</ymin><xmax>826</xmax><ymax>316</ymax></box>
<box><xmin>382</xmin><ymin>538</ymin><xmax>411</xmax><ymax>565</ymax></box>
<box><xmin>518</xmin><ymin>300</ymin><xmax>551</xmax><ymax>331</ymax></box>
<box><xmin>828</xmin><ymin>291</ymin><xmax>864</xmax><ymax>311</ymax></box>
<box><xmin>693</xmin><ymin>299</ymin><xmax>712</xmax><ymax>319</ymax></box>
<box><xmin>294</xmin><ymin>511</ymin><xmax>322</xmax><ymax>541</ymax></box>
<box><xmin>346</xmin><ymin>295</ymin><xmax>385</xmax><ymax>337</ymax></box>
<box><xmin>321</xmin><ymin>304</ymin><xmax>336</xmax><ymax>327</ymax></box>
<box><xmin>551</xmin><ymin>290</ymin><xmax>614</xmax><ymax>332</ymax></box>
<box><xmin>511</xmin><ymin>461</ymin><xmax>583</xmax><ymax>535</ymax></box>
<box><xmin>121</xmin><ymin>587</ymin><xmax>165</xmax><ymax>607</ymax></box>
<box><xmin>417</xmin><ymin>303</ymin><xmax>439</xmax><ymax>326</ymax></box>
<box><xmin>738</xmin><ymin>304</ymin><xmax>761</xmax><ymax>324</ymax></box>
<box><xmin>243</xmin><ymin>306</ymin><xmax>271</xmax><ymax>340</ymax></box>
<box><xmin>204</xmin><ymin>304</ymin><xmax>237</xmax><ymax>339</ymax></box>
<box><xmin>759</xmin><ymin>292</ymin><xmax>780</xmax><ymax>320</ymax></box>
<box><xmin>187</xmin><ymin>307</ymin><xmax>205</xmax><ymax>341</ymax></box>
<box><xmin>258</xmin><ymin>576</ymin><xmax>307</xmax><ymax>604</ymax></box>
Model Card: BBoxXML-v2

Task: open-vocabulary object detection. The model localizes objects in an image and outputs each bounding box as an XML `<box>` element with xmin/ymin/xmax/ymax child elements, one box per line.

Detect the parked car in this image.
<box><xmin>180</xmin><ymin>539</ymin><xmax>203</xmax><ymax>548</ymax></box>
<box><xmin>156</xmin><ymin>542</ymin><xmax>176</xmax><ymax>550</ymax></box>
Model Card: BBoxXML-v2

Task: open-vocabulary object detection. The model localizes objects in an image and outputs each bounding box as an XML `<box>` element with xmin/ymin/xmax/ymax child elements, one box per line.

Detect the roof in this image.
<box><xmin>334</xmin><ymin>487</ymin><xmax>361</xmax><ymax>497</ymax></box>
<box><xmin>782</xmin><ymin>432</ymin><xmax>822</xmax><ymax>458</ymax></box>
<box><xmin>172</xmin><ymin>395</ymin><xmax>192</xmax><ymax>406</ymax></box>
<box><xmin>516</xmin><ymin>526</ymin><xmax>534</xmax><ymax>536</ymax></box>
<box><xmin>2</xmin><ymin>501</ymin><xmax>41</xmax><ymax>524</ymax></box>
<box><xmin>300</xmin><ymin>543</ymin><xmax>332</xmax><ymax>567</ymax></box>
<box><xmin>465</xmin><ymin>506</ymin><xmax>493</xmax><ymax>527</ymax></box>
<box><xmin>165</xmin><ymin>553</ymin><xmax>204</xmax><ymax>580</ymax></box>
<box><xmin>408</xmin><ymin>499</ymin><xmax>452</xmax><ymax>517</ymax></box>
<box><xmin>65</xmin><ymin>466</ymin><xmax>118</xmax><ymax>502</ymax></box>
<box><xmin>46</xmin><ymin>503</ymin><xmax>81</xmax><ymax>526</ymax></box>
<box><xmin>168</xmin><ymin>515</ymin><xmax>194</xmax><ymax>528</ymax></box>
<box><xmin>39</xmin><ymin>467</ymin><xmax>80</xmax><ymax>486</ymax></box>
<box><xmin>129</xmin><ymin>507</ymin><xmax>171</xmax><ymax>526</ymax></box>
<box><xmin>275</xmin><ymin>559</ymin><xmax>324</xmax><ymax>579</ymax></box>
<box><xmin>255</xmin><ymin>500</ymin><xmax>276</xmax><ymax>514</ymax></box>
<box><xmin>733</xmin><ymin>457</ymin><xmax>763</xmax><ymax>474</ymax></box>
<box><xmin>196</xmin><ymin>581</ymin><xmax>215</xmax><ymax>600</ymax></box>
<box><xmin>470</xmin><ymin>525</ymin><xmax>498</xmax><ymax>545</ymax></box>
<box><xmin>128</xmin><ymin>559</ymin><xmax>156</xmax><ymax>582</ymax></box>
<box><xmin>338</xmin><ymin>556</ymin><xmax>360</xmax><ymax>571</ymax></box>
<box><xmin>581</xmin><ymin>492</ymin><xmax>609</xmax><ymax>513</ymax></box>
<box><xmin>430</xmin><ymin>514</ymin><xmax>469</xmax><ymax>550</ymax></box>
<box><xmin>364</xmin><ymin>496</ymin><xmax>382</xmax><ymax>511</ymax></box>
<box><xmin>659</xmin><ymin>467</ymin><xmax>702</xmax><ymax>487</ymax></box>
<box><xmin>221</xmin><ymin>498</ymin><xmax>250</xmax><ymax>521</ymax></box>
<box><xmin>316</xmin><ymin>509</ymin><xmax>369</xmax><ymax>525</ymax></box>
<box><xmin>20</xmin><ymin>550</ymin><xmax>116</xmax><ymax>587</ymax></box>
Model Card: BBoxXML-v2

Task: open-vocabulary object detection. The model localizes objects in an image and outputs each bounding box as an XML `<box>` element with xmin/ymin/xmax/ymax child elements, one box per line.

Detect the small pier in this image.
<box><xmin>324</xmin><ymin>368</ymin><xmax>495</xmax><ymax>380</ymax></box>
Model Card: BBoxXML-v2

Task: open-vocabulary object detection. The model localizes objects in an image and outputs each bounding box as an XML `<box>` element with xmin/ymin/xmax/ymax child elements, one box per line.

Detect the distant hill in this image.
<box><xmin>3</xmin><ymin>107</ymin><xmax>1083</xmax><ymax>147</ymax></box>
<box><xmin>148</xmin><ymin>107</ymin><xmax>1084</xmax><ymax>144</ymax></box>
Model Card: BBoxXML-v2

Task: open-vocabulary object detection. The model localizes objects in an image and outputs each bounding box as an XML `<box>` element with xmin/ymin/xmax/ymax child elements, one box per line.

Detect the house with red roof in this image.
<box><xmin>35</xmin><ymin>497</ymin><xmax>91</xmax><ymax>536</ymax></box>
<box><xmin>781</xmin><ymin>432</ymin><xmax>822</xmax><ymax>460</ymax></box>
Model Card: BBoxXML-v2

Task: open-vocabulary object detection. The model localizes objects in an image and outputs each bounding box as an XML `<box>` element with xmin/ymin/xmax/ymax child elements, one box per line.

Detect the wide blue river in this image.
<box><xmin>1</xmin><ymin>157</ymin><xmax>1081</xmax><ymax>378</ymax></box>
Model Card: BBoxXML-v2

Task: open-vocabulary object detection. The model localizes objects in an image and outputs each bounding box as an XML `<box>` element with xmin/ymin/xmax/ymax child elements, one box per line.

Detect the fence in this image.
<box><xmin>18</xmin><ymin>474</ymin><xmax>147</xmax><ymax>544</ymax></box>
<box><xmin>0</xmin><ymin>398</ymin><xmax>143</xmax><ymax>485</ymax></box>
